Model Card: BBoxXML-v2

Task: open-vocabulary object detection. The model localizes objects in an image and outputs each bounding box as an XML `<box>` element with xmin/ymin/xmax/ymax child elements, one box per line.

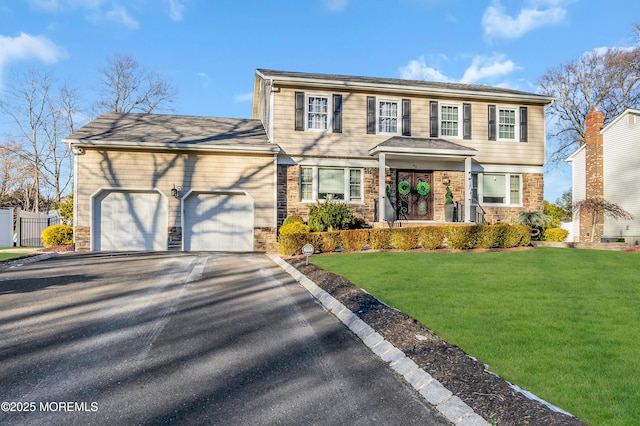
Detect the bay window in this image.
<box><xmin>300</xmin><ymin>166</ymin><xmax>363</xmax><ymax>203</ymax></box>
<box><xmin>472</xmin><ymin>173</ymin><xmax>521</xmax><ymax>205</ymax></box>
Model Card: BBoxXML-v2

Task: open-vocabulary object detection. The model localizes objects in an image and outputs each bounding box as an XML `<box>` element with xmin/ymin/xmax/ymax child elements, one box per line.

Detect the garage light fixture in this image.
<box><xmin>171</xmin><ymin>184</ymin><xmax>182</xmax><ymax>198</ymax></box>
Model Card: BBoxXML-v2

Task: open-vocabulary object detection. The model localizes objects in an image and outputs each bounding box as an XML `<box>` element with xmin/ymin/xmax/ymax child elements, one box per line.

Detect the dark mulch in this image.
<box><xmin>287</xmin><ymin>256</ymin><xmax>588</xmax><ymax>426</ymax></box>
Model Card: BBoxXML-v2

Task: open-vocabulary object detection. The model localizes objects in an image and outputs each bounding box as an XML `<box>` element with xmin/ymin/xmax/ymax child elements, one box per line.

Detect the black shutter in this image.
<box><xmin>402</xmin><ymin>98</ymin><xmax>411</xmax><ymax>136</ymax></box>
<box><xmin>332</xmin><ymin>94</ymin><xmax>342</xmax><ymax>133</ymax></box>
<box><xmin>488</xmin><ymin>104</ymin><xmax>496</xmax><ymax>141</ymax></box>
<box><xmin>429</xmin><ymin>101</ymin><xmax>438</xmax><ymax>137</ymax></box>
<box><xmin>463</xmin><ymin>103</ymin><xmax>472</xmax><ymax>139</ymax></box>
<box><xmin>294</xmin><ymin>92</ymin><xmax>304</xmax><ymax>131</ymax></box>
<box><xmin>366</xmin><ymin>96</ymin><xmax>376</xmax><ymax>134</ymax></box>
<box><xmin>519</xmin><ymin>106</ymin><xmax>528</xmax><ymax>142</ymax></box>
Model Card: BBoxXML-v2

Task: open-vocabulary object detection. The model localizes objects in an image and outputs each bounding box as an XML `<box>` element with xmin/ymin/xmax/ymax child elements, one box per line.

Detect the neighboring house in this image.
<box><xmin>567</xmin><ymin>109</ymin><xmax>640</xmax><ymax>243</ymax></box>
<box><xmin>65</xmin><ymin>69</ymin><xmax>554</xmax><ymax>252</ymax></box>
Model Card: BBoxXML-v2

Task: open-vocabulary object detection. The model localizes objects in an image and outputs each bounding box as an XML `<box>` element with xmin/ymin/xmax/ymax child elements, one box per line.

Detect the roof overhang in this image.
<box><xmin>63</xmin><ymin>138</ymin><xmax>281</xmax><ymax>154</ymax></box>
<box><xmin>369</xmin><ymin>137</ymin><xmax>478</xmax><ymax>159</ymax></box>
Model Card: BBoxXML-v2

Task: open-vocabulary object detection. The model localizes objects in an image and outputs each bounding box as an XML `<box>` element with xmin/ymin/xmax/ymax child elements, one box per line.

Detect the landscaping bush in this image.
<box><xmin>391</xmin><ymin>228</ymin><xmax>419</xmax><ymax>250</ymax></box>
<box><xmin>445</xmin><ymin>225</ymin><xmax>477</xmax><ymax>249</ymax></box>
<box><xmin>475</xmin><ymin>224</ymin><xmax>503</xmax><ymax>249</ymax></box>
<box><xmin>502</xmin><ymin>224</ymin><xmax>531</xmax><ymax>248</ymax></box>
<box><xmin>369</xmin><ymin>228</ymin><xmax>392</xmax><ymax>250</ymax></box>
<box><xmin>418</xmin><ymin>226</ymin><xmax>445</xmax><ymax>250</ymax></box>
<box><xmin>320</xmin><ymin>231</ymin><xmax>342</xmax><ymax>252</ymax></box>
<box><xmin>340</xmin><ymin>229</ymin><xmax>369</xmax><ymax>252</ymax></box>
<box><xmin>543</xmin><ymin>227</ymin><xmax>569</xmax><ymax>242</ymax></box>
<box><xmin>308</xmin><ymin>198</ymin><xmax>364</xmax><ymax>232</ymax></box>
<box><xmin>282</xmin><ymin>214</ymin><xmax>305</xmax><ymax>226</ymax></box>
<box><xmin>514</xmin><ymin>211</ymin><xmax>553</xmax><ymax>240</ymax></box>
<box><xmin>278</xmin><ymin>222</ymin><xmax>310</xmax><ymax>256</ymax></box>
<box><xmin>42</xmin><ymin>224</ymin><xmax>74</xmax><ymax>246</ymax></box>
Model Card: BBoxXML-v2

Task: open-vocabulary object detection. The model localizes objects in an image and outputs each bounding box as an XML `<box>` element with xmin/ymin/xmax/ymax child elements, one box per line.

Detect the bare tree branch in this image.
<box><xmin>95</xmin><ymin>54</ymin><xmax>175</xmax><ymax>114</ymax></box>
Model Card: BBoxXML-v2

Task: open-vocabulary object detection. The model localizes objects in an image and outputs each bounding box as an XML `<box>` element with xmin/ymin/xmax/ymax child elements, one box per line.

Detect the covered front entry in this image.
<box><xmin>396</xmin><ymin>170</ymin><xmax>434</xmax><ymax>221</ymax></box>
<box><xmin>183</xmin><ymin>192</ymin><xmax>254</xmax><ymax>252</ymax></box>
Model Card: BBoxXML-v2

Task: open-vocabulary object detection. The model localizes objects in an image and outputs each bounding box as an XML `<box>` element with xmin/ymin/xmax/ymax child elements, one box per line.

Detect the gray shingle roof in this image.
<box><xmin>257</xmin><ymin>69</ymin><xmax>553</xmax><ymax>103</ymax></box>
<box><xmin>65</xmin><ymin>112</ymin><xmax>274</xmax><ymax>151</ymax></box>
<box><xmin>370</xmin><ymin>137</ymin><xmax>478</xmax><ymax>156</ymax></box>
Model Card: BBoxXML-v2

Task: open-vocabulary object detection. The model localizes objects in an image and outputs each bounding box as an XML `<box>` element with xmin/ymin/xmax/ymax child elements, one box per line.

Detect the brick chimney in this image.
<box><xmin>581</xmin><ymin>109</ymin><xmax>605</xmax><ymax>241</ymax></box>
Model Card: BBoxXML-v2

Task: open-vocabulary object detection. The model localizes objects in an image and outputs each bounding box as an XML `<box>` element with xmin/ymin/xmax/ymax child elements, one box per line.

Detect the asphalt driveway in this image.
<box><xmin>0</xmin><ymin>252</ymin><xmax>450</xmax><ymax>425</ymax></box>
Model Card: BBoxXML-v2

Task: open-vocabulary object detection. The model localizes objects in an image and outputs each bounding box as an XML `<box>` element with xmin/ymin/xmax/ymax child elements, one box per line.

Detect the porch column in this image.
<box><xmin>464</xmin><ymin>157</ymin><xmax>472</xmax><ymax>222</ymax></box>
<box><xmin>378</xmin><ymin>153</ymin><xmax>386</xmax><ymax>222</ymax></box>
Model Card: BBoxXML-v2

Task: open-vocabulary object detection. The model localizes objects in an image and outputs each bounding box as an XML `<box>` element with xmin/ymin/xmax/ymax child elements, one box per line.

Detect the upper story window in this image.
<box><xmin>378</xmin><ymin>100</ymin><xmax>399</xmax><ymax>134</ymax></box>
<box><xmin>307</xmin><ymin>96</ymin><xmax>329</xmax><ymax>130</ymax></box>
<box><xmin>488</xmin><ymin>105</ymin><xmax>528</xmax><ymax>142</ymax></box>
<box><xmin>295</xmin><ymin>92</ymin><xmax>342</xmax><ymax>133</ymax></box>
<box><xmin>367</xmin><ymin>97</ymin><xmax>411</xmax><ymax>136</ymax></box>
<box><xmin>430</xmin><ymin>101</ymin><xmax>471</xmax><ymax>140</ymax></box>
<box><xmin>440</xmin><ymin>104</ymin><xmax>461</xmax><ymax>137</ymax></box>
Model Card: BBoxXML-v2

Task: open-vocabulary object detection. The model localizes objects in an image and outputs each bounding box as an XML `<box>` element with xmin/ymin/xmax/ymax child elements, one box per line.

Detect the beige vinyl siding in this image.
<box><xmin>271</xmin><ymin>87</ymin><xmax>546</xmax><ymax>166</ymax></box>
<box><xmin>75</xmin><ymin>149</ymin><xmax>275</xmax><ymax>231</ymax></box>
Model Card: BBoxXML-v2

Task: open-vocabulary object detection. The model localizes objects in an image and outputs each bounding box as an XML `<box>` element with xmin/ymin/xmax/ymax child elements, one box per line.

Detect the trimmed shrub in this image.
<box><xmin>320</xmin><ymin>231</ymin><xmax>342</xmax><ymax>253</ymax></box>
<box><xmin>391</xmin><ymin>228</ymin><xmax>419</xmax><ymax>251</ymax></box>
<box><xmin>369</xmin><ymin>228</ymin><xmax>392</xmax><ymax>250</ymax></box>
<box><xmin>446</xmin><ymin>225</ymin><xmax>477</xmax><ymax>249</ymax></box>
<box><xmin>514</xmin><ymin>211</ymin><xmax>553</xmax><ymax>240</ymax></box>
<box><xmin>282</xmin><ymin>214</ymin><xmax>305</xmax><ymax>226</ymax></box>
<box><xmin>308</xmin><ymin>198</ymin><xmax>364</xmax><ymax>232</ymax></box>
<box><xmin>340</xmin><ymin>229</ymin><xmax>369</xmax><ymax>252</ymax></box>
<box><xmin>543</xmin><ymin>227</ymin><xmax>569</xmax><ymax>242</ymax></box>
<box><xmin>503</xmin><ymin>224</ymin><xmax>531</xmax><ymax>248</ymax></box>
<box><xmin>42</xmin><ymin>224</ymin><xmax>73</xmax><ymax>246</ymax></box>
<box><xmin>278</xmin><ymin>222</ymin><xmax>310</xmax><ymax>256</ymax></box>
<box><xmin>418</xmin><ymin>226</ymin><xmax>445</xmax><ymax>250</ymax></box>
<box><xmin>475</xmin><ymin>224</ymin><xmax>503</xmax><ymax>249</ymax></box>
<box><xmin>307</xmin><ymin>233</ymin><xmax>324</xmax><ymax>253</ymax></box>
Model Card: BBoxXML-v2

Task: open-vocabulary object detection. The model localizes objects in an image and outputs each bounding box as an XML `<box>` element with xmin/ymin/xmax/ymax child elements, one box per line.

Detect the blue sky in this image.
<box><xmin>1</xmin><ymin>0</ymin><xmax>640</xmax><ymax>203</ymax></box>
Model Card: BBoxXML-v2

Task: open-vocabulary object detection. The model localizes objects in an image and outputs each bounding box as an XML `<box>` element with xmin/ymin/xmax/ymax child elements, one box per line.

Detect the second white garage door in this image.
<box><xmin>183</xmin><ymin>192</ymin><xmax>254</xmax><ymax>251</ymax></box>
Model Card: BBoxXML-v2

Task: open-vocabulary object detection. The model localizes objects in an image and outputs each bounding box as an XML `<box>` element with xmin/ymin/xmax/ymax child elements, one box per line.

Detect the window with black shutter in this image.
<box><xmin>333</xmin><ymin>94</ymin><xmax>342</xmax><ymax>133</ymax></box>
<box><xmin>366</xmin><ymin>96</ymin><xmax>376</xmax><ymax>134</ymax></box>
<box><xmin>294</xmin><ymin>92</ymin><xmax>304</xmax><ymax>131</ymax></box>
<box><xmin>402</xmin><ymin>99</ymin><xmax>411</xmax><ymax>136</ymax></box>
<box><xmin>429</xmin><ymin>101</ymin><xmax>438</xmax><ymax>137</ymax></box>
<box><xmin>519</xmin><ymin>107</ymin><xmax>528</xmax><ymax>142</ymax></box>
<box><xmin>463</xmin><ymin>103</ymin><xmax>472</xmax><ymax>139</ymax></box>
<box><xmin>488</xmin><ymin>104</ymin><xmax>496</xmax><ymax>141</ymax></box>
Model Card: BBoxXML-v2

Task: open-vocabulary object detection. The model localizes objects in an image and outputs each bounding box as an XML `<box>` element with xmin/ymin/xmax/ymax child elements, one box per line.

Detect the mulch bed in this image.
<box><xmin>286</xmin><ymin>256</ymin><xmax>589</xmax><ymax>426</ymax></box>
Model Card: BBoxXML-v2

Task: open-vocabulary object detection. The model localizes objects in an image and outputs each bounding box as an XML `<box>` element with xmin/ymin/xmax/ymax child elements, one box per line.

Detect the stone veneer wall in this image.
<box><xmin>278</xmin><ymin>165</ymin><xmax>379</xmax><ymax>226</ymax></box>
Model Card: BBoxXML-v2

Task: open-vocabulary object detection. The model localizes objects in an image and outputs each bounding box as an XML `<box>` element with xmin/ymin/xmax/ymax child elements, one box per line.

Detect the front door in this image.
<box><xmin>396</xmin><ymin>170</ymin><xmax>434</xmax><ymax>221</ymax></box>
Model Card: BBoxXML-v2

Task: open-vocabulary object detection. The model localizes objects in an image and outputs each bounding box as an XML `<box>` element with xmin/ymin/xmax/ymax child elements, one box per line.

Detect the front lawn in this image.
<box><xmin>310</xmin><ymin>247</ymin><xmax>640</xmax><ymax>426</ymax></box>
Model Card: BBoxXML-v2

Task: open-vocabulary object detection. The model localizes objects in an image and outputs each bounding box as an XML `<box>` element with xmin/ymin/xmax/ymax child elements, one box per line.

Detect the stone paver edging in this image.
<box><xmin>269</xmin><ymin>254</ymin><xmax>489</xmax><ymax>426</ymax></box>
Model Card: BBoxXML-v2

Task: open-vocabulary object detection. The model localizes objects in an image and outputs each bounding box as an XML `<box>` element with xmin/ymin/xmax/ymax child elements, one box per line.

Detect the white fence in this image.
<box><xmin>0</xmin><ymin>208</ymin><xmax>13</xmax><ymax>247</ymax></box>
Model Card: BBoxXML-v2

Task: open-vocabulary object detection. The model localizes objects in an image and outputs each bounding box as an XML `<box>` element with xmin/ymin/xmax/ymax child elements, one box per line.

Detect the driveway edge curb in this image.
<box><xmin>269</xmin><ymin>254</ymin><xmax>490</xmax><ymax>426</ymax></box>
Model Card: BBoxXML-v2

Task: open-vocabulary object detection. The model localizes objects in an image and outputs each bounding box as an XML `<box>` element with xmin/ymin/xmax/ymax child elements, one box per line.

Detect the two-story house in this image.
<box><xmin>64</xmin><ymin>69</ymin><xmax>553</xmax><ymax>252</ymax></box>
<box><xmin>253</xmin><ymin>69</ymin><xmax>553</xmax><ymax>229</ymax></box>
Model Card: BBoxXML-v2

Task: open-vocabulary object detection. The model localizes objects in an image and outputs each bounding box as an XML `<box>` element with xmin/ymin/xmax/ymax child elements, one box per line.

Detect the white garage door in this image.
<box><xmin>183</xmin><ymin>192</ymin><xmax>254</xmax><ymax>251</ymax></box>
<box><xmin>94</xmin><ymin>190</ymin><xmax>168</xmax><ymax>251</ymax></box>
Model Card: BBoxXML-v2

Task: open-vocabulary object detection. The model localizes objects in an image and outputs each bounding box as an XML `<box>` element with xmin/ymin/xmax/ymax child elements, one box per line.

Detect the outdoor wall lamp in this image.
<box><xmin>385</xmin><ymin>170</ymin><xmax>391</xmax><ymax>183</ymax></box>
<box><xmin>442</xmin><ymin>173</ymin><xmax>450</xmax><ymax>186</ymax></box>
<box><xmin>171</xmin><ymin>184</ymin><xmax>182</xmax><ymax>198</ymax></box>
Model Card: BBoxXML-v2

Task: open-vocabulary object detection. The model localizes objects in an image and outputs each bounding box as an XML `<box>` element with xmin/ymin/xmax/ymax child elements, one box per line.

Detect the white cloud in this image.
<box><xmin>482</xmin><ymin>0</ymin><xmax>567</xmax><ymax>39</ymax></box>
<box><xmin>234</xmin><ymin>92</ymin><xmax>253</xmax><ymax>102</ymax></box>
<box><xmin>460</xmin><ymin>54</ymin><xmax>519</xmax><ymax>84</ymax></box>
<box><xmin>0</xmin><ymin>33</ymin><xmax>65</xmax><ymax>87</ymax></box>
<box><xmin>105</xmin><ymin>5</ymin><xmax>139</xmax><ymax>29</ymax></box>
<box><xmin>323</xmin><ymin>0</ymin><xmax>348</xmax><ymax>12</ymax></box>
<box><xmin>399</xmin><ymin>57</ymin><xmax>450</xmax><ymax>82</ymax></box>
<box><xmin>168</xmin><ymin>0</ymin><xmax>184</xmax><ymax>21</ymax></box>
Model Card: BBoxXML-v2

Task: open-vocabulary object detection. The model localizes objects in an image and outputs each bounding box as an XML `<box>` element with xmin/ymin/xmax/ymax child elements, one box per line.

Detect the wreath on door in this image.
<box><xmin>398</xmin><ymin>180</ymin><xmax>411</xmax><ymax>195</ymax></box>
<box><xmin>416</xmin><ymin>181</ymin><xmax>430</xmax><ymax>196</ymax></box>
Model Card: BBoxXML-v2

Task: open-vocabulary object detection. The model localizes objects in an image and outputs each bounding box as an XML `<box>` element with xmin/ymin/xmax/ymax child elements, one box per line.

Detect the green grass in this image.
<box><xmin>311</xmin><ymin>248</ymin><xmax>640</xmax><ymax>426</ymax></box>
